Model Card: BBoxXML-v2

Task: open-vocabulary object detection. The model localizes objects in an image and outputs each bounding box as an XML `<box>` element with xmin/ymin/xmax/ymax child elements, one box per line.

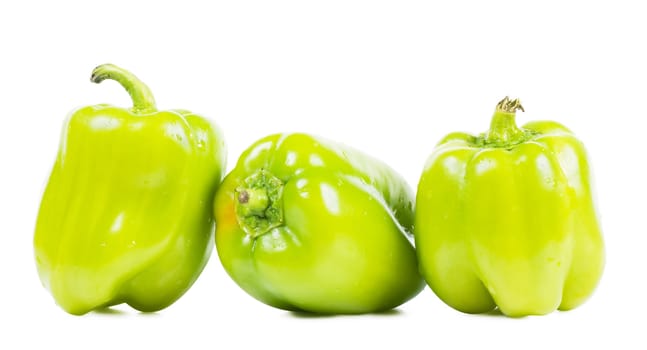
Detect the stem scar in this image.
<box><xmin>238</xmin><ymin>190</ymin><xmax>250</xmax><ymax>204</ymax></box>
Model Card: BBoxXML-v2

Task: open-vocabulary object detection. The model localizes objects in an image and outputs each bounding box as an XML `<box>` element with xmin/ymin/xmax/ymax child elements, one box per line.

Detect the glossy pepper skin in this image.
<box><xmin>214</xmin><ymin>133</ymin><xmax>424</xmax><ymax>314</ymax></box>
<box><xmin>414</xmin><ymin>97</ymin><xmax>604</xmax><ymax>317</ymax></box>
<box><xmin>34</xmin><ymin>64</ymin><xmax>226</xmax><ymax>315</ymax></box>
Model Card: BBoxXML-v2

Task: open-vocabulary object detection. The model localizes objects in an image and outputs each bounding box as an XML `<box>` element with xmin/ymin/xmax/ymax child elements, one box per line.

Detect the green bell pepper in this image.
<box><xmin>414</xmin><ymin>97</ymin><xmax>604</xmax><ymax>316</ymax></box>
<box><xmin>34</xmin><ymin>64</ymin><xmax>226</xmax><ymax>315</ymax></box>
<box><xmin>214</xmin><ymin>133</ymin><xmax>425</xmax><ymax>314</ymax></box>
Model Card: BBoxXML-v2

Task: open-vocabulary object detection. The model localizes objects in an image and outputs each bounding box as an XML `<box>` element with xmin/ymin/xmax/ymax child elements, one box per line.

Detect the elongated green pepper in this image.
<box><xmin>34</xmin><ymin>64</ymin><xmax>226</xmax><ymax>315</ymax></box>
<box><xmin>414</xmin><ymin>97</ymin><xmax>604</xmax><ymax>317</ymax></box>
<box><xmin>214</xmin><ymin>133</ymin><xmax>425</xmax><ymax>314</ymax></box>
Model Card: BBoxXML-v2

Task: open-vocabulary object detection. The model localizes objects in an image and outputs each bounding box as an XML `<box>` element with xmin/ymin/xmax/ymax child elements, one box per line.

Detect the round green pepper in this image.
<box><xmin>214</xmin><ymin>133</ymin><xmax>424</xmax><ymax>314</ymax></box>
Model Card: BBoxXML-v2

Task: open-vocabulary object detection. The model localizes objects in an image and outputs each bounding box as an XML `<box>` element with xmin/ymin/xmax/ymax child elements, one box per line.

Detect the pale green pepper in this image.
<box><xmin>214</xmin><ymin>133</ymin><xmax>425</xmax><ymax>314</ymax></box>
<box><xmin>34</xmin><ymin>64</ymin><xmax>226</xmax><ymax>315</ymax></box>
<box><xmin>414</xmin><ymin>97</ymin><xmax>605</xmax><ymax>316</ymax></box>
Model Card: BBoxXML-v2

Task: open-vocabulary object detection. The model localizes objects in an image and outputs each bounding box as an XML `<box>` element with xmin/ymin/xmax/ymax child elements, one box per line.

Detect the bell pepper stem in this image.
<box><xmin>486</xmin><ymin>96</ymin><xmax>525</xmax><ymax>146</ymax></box>
<box><xmin>237</xmin><ymin>188</ymin><xmax>270</xmax><ymax>216</ymax></box>
<box><xmin>235</xmin><ymin>170</ymin><xmax>284</xmax><ymax>238</ymax></box>
<box><xmin>91</xmin><ymin>64</ymin><xmax>157</xmax><ymax>114</ymax></box>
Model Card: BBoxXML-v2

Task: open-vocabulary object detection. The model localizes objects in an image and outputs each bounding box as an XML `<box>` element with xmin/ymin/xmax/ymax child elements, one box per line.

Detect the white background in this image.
<box><xmin>1</xmin><ymin>0</ymin><xmax>645</xmax><ymax>348</ymax></box>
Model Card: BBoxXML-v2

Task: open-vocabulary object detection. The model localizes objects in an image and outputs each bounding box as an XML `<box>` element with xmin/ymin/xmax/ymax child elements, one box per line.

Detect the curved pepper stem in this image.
<box><xmin>91</xmin><ymin>63</ymin><xmax>157</xmax><ymax>114</ymax></box>
<box><xmin>486</xmin><ymin>96</ymin><xmax>525</xmax><ymax>146</ymax></box>
<box><xmin>235</xmin><ymin>170</ymin><xmax>284</xmax><ymax>238</ymax></box>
